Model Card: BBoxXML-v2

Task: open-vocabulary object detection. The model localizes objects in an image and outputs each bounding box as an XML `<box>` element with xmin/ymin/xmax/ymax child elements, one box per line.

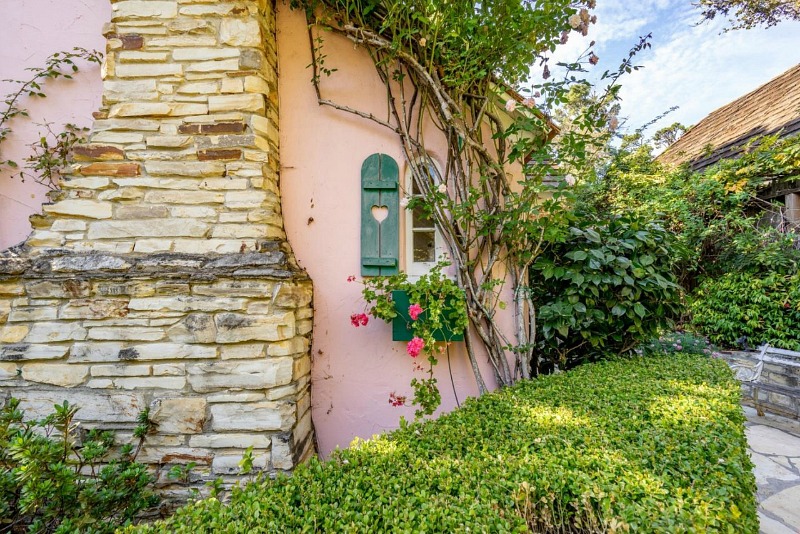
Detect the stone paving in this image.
<box><xmin>744</xmin><ymin>406</ymin><xmax>800</xmax><ymax>533</ymax></box>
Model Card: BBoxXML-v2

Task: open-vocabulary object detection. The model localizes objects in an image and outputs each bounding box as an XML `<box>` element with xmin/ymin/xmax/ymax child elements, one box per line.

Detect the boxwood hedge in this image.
<box><xmin>128</xmin><ymin>354</ymin><xmax>756</xmax><ymax>533</ymax></box>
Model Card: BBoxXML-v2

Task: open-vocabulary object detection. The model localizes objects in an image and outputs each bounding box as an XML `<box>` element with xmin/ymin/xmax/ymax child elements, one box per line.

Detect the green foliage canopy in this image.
<box><xmin>295</xmin><ymin>0</ymin><xmax>594</xmax><ymax>95</ymax></box>
<box><xmin>531</xmin><ymin>214</ymin><xmax>681</xmax><ymax>367</ymax></box>
<box><xmin>583</xmin><ymin>134</ymin><xmax>800</xmax><ymax>288</ymax></box>
<box><xmin>691</xmin><ymin>271</ymin><xmax>800</xmax><ymax>350</ymax></box>
<box><xmin>580</xmin><ymin>133</ymin><xmax>800</xmax><ymax>348</ymax></box>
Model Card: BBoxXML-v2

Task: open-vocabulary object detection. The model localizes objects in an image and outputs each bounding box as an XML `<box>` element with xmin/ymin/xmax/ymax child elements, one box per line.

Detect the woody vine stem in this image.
<box><xmin>297</xmin><ymin>0</ymin><xmax>633</xmax><ymax>390</ymax></box>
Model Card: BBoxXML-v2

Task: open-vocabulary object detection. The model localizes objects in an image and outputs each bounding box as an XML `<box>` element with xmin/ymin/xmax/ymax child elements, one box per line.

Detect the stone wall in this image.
<box><xmin>725</xmin><ymin>351</ymin><xmax>800</xmax><ymax>419</ymax></box>
<box><xmin>0</xmin><ymin>0</ymin><xmax>315</xmax><ymax>490</ymax></box>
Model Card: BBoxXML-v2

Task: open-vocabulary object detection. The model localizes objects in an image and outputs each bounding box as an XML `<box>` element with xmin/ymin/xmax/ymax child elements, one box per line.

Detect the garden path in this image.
<box><xmin>744</xmin><ymin>405</ymin><xmax>800</xmax><ymax>533</ymax></box>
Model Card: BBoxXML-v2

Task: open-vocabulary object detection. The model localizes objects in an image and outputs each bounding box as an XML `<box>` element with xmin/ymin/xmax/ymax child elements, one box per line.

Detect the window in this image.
<box><xmin>404</xmin><ymin>160</ymin><xmax>447</xmax><ymax>278</ymax></box>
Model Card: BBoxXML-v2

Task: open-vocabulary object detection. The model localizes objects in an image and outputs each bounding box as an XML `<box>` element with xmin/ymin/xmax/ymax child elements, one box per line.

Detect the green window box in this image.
<box><xmin>391</xmin><ymin>290</ymin><xmax>465</xmax><ymax>342</ymax></box>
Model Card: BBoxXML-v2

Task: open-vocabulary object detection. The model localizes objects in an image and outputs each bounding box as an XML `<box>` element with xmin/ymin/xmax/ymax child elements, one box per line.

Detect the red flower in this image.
<box><xmin>347</xmin><ymin>275</ymin><xmax>356</xmax><ymax>282</ymax></box>
<box><xmin>350</xmin><ymin>313</ymin><xmax>369</xmax><ymax>327</ymax></box>
<box><xmin>408</xmin><ymin>303</ymin><xmax>423</xmax><ymax>321</ymax></box>
<box><xmin>388</xmin><ymin>392</ymin><xmax>407</xmax><ymax>407</ymax></box>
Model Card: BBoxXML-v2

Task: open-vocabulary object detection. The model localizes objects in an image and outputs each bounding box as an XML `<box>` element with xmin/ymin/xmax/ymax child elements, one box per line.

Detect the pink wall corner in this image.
<box><xmin>0</xmin><ymin>0</ymin><xmax>108</xmax><ymax>250</ymax></box>
<box><xmin>277</xmin><ymin>2</ymin><xmax>516</xmax><ymax>456</ymax></box>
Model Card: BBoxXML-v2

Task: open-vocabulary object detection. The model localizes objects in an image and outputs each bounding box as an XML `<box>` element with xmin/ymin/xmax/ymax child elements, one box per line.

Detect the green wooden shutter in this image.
<box><xmin>361</xmin><ymin>153</ymin><xmax>399</xmax><ymax>276</ymax></box>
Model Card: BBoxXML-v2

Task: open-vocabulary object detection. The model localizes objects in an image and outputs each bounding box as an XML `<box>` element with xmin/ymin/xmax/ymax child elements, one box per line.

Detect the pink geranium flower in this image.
<box><xmin>407</xmin><ymin>336</ymin><xmax>425</xmax><ymax>357</ymax></box>
<box><xmin>350</xmin><ymin>313</ymin><xmax>369</xmax><ymax>327</ymax></box>
<box><xmin>408</xmin><ymin>303</ymin><xmax>423</xmax><ymax>321</ymax></box>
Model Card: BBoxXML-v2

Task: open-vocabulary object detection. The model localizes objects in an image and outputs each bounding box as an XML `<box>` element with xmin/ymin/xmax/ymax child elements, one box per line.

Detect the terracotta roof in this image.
<box><xmin>657</xmin><ymin>63</ymin><xmax>800</xmax><ymax>172</ymax></box>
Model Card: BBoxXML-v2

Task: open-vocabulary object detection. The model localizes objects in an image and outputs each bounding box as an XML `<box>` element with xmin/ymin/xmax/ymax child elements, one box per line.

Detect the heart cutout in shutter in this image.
<box><xmin>371</xmin><ymin>205</ymin><xmax>389</xmax><ymax>223</ymax></box>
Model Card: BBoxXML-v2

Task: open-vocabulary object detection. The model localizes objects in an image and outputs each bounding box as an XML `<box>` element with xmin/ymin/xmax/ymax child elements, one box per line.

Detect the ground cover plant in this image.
<box><xmin>643</xmin><ymin>331</ymin><xmax>721</xmax><ymax>357</ymax></box>
<box><xmin>128</xmin><ymin>353</ymin><xmax>757</xmax><ymax>533</ymax></box>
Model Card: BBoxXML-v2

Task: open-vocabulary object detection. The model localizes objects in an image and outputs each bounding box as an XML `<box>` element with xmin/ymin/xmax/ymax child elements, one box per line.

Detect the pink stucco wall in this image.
<box><xmin>0</xmin><ymin>0</ymin><xmax>108</xmax><ymax>250</ymax></box>
<box><xmin>277</xmin><ymin>3</ymin><xmax>514</xmax><ymax>456</ymax></box>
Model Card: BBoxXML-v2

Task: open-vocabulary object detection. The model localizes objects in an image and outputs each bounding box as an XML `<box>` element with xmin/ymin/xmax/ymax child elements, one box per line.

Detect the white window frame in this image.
<box><xmin>404</xmin><ymin>158</ymin><xmax>447</xmax><ymax>279</ymax></box>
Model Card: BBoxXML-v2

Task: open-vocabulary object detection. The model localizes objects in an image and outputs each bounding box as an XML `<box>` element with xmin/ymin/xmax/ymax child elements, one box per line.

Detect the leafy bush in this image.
<box><xmin>690</xmin><ymin>271</ymin><xmax>800</xmax><ymax>350</ymax></box>
<box><xmin>531</xmin><ymin>213</ymin><xmax>681</xmax><ymax>368</ymax></box>
<box><xmin>582</xmin><ymin>134</ymin><xmax>800</xmax><ymax>289</ymax></box>
<box><xmin>0</xmin><ymin>399</ymin><xmax>159</xmax><ymax>533</ymax></box>
<box><xmin>129</xmin><ymin>354</ymin><xmax>756</xmax><ymax>533</ymax></box>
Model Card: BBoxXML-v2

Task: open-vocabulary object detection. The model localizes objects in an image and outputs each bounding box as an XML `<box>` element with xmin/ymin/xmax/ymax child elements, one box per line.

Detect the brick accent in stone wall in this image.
<box><xmin>0</xmin><ymin>0</ymin><xmax>315</xmax><ymax>489</ymax></box>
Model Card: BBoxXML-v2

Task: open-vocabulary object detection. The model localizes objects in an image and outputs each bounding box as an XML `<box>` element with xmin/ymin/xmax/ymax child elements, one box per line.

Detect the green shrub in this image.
<box><xmin>0</xmin><ymin>399</ymin><xmax>159</xmax><ymax>533</ymax></box>
<box><xmin>690</xmin><ymin>271</ymin><xmax>800</xmax><ymax>350</ymax></box>
<box><xmin>581</xmin><ymin>134</ymin><xmax>800</xmax><ymax>289</ymax></box>
<box><xmin>128</xmin><ymin>354</ymin><xmax>756</xmax><ymax>533</ymax></box>
<box><xmin>531</xmin><ymin>214</ymin><xmax>681</xmax><ymax>368</ymax></box>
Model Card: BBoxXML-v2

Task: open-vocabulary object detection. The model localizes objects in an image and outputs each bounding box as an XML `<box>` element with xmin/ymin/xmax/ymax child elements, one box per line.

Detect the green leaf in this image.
<box><xmin>565</xmin><ymin>250</ymin><xmax>588</xmax><ymax>261</ymax></box>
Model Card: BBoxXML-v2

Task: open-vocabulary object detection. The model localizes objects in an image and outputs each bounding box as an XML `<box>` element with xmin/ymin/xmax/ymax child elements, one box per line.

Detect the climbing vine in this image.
<box><xmin>293</xmin><ymin>0</ymin><xmax>638</xmax><ymax>391</ymax></box>
<box><xmin>1</xmin><ymin>47</ymin><xmax>102</xmax><ymax>189</ymax></box>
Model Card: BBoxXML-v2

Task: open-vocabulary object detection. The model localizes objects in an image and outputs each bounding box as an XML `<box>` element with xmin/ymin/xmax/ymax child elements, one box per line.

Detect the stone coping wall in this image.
<box><xmin>724</xmin><ymin>351</ymin><xmax>800</xmax><ymax>419</ymax></box>
<box><xmin>0</xmin><ymin>0</ymin><xmax>316</xmax><ymax>492</ymax></box>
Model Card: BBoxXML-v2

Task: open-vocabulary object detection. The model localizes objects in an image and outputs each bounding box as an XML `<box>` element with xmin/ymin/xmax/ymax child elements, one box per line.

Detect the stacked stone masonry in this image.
<box><xmin>725</xmin><ymin>352</ymin><xmax>800</xmax><ymax>419</ymax></box>
<box><xmin>0</xmin><ymin>0</ymin><xmax>316</xmax><ymax>491</ymax></box>
<box><xmin>742</xmin><ymin>360</ymin><xmax>800</xmax><ymax>419</ymax></box>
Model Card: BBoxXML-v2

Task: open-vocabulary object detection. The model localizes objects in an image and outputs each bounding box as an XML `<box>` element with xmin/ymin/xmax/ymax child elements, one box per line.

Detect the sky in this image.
<box><xmin>543</xmin><ymin>0</ymin><xmax>800</xmax><ymax>137</ymax></box>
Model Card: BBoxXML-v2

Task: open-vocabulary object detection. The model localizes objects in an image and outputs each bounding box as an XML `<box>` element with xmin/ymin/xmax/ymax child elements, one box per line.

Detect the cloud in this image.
<box><xmin>619</xmin><ymin>18</ymin><xmax>800</xmax><ymax>130</ymax></box>
<box><xmin>538</xmin><ymin>0</ymin><xmax>800</xmax><ymax>136</ymax></box>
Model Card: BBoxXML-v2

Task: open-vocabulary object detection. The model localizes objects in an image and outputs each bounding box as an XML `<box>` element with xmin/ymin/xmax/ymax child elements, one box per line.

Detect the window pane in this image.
<box><xmin>412</xmin><ymin>178</ymin><xmax>422</xmax><ymax>196</ymax></box>
<box><xmin>412</xmin><ymin>206</ymin><xmax>433</xmax><ymax>229</ymax></box>
<box><xmin>413</xmin><ymin>231</ymin><xmax>436</xmax><ymax>262</ymax></box>
<box><xmin>411</xmin><ymin>164</ymin><xmax>438</xmax><ymax>195</ymax></box>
